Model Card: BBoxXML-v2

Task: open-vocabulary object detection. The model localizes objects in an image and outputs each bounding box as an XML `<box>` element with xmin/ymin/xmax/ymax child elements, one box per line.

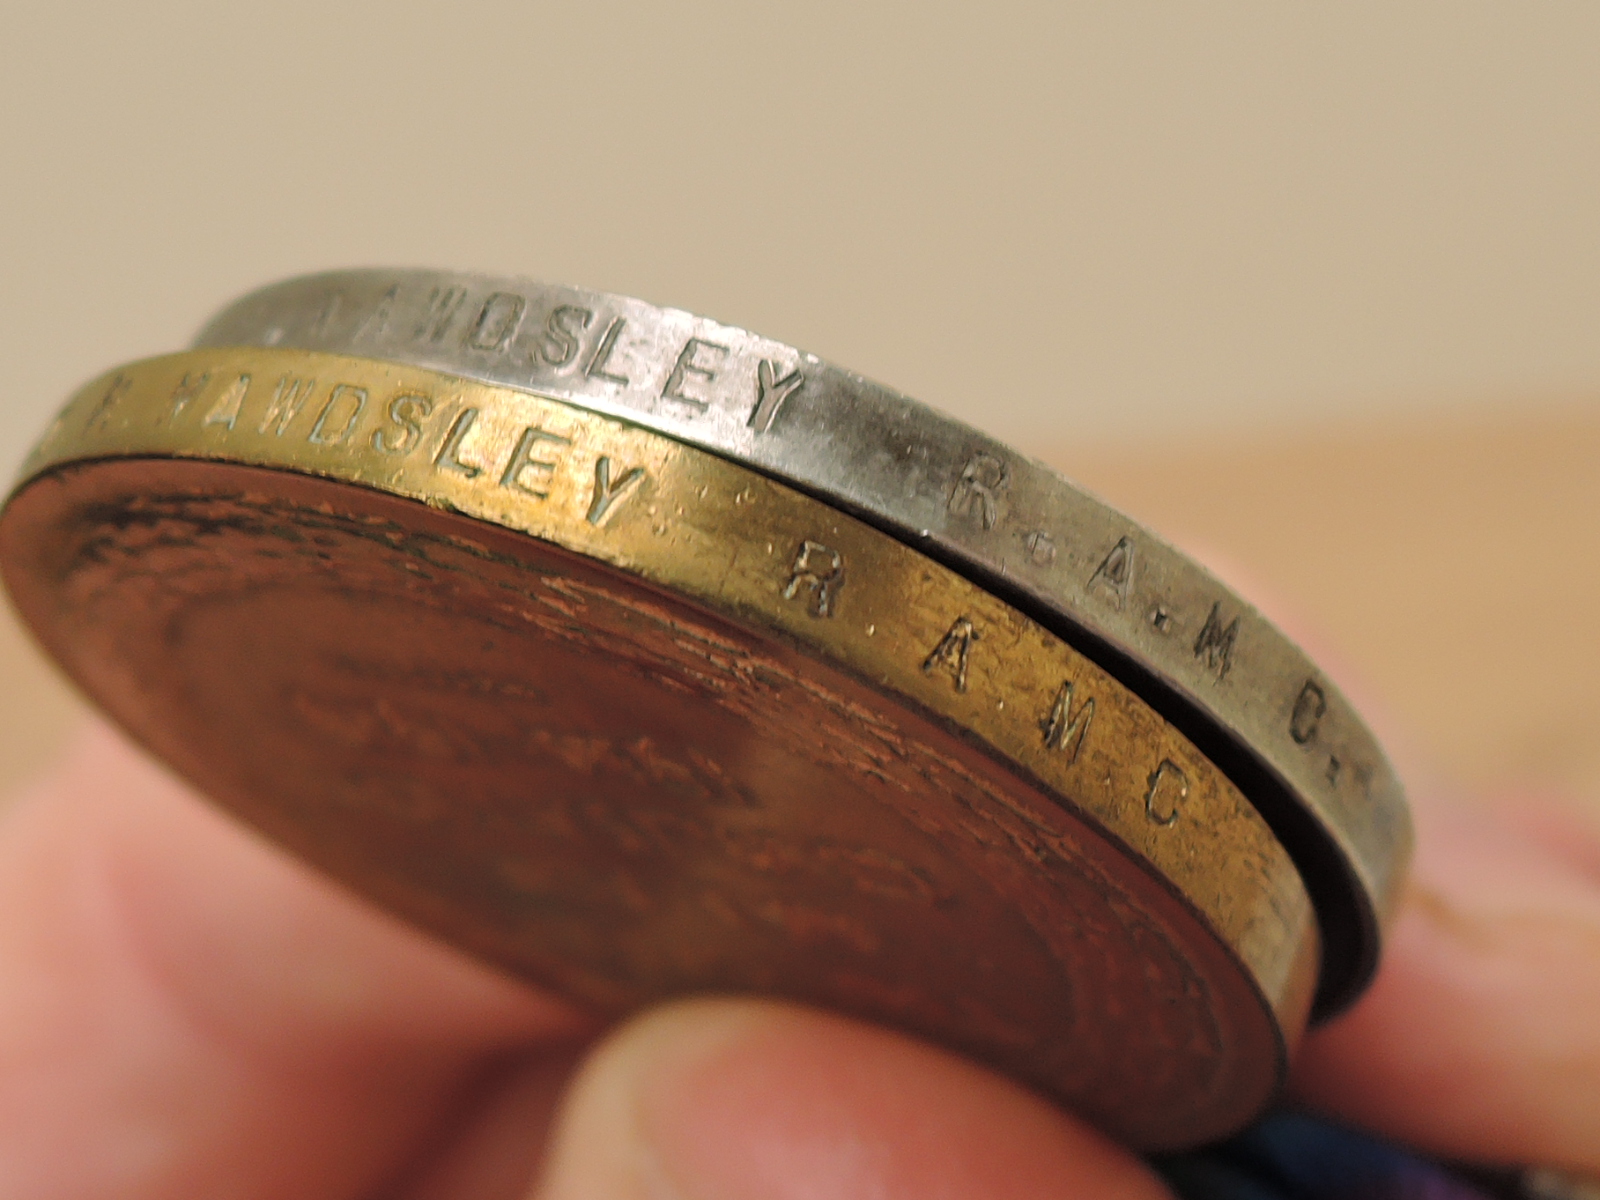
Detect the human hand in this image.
<box><xmin>1</xmin><ymin>716</ymin><xmax>1595</xmax><ymax>1198</ymax></box>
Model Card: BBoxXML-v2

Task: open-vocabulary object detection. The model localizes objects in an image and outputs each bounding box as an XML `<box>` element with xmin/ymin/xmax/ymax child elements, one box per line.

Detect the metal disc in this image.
<box><xmin>196</xmin><ymin>268</ymin><xmax>1410</xmax><ymax>1015</ymax></box>
<box><xmin>0</xmin><ymin>348</ymin><xmax>1319</xmax><ymax>1149</ymax></box>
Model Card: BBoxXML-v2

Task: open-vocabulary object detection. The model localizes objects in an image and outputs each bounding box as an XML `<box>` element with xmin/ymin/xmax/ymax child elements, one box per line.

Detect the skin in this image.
<box><xmin>4</xmin><ymin>562</ymin><xmax>1599</xmax><ymax>1200</ymax></box>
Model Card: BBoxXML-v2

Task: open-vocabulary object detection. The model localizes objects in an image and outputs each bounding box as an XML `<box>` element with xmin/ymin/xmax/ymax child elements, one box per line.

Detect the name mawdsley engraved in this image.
<box><xmin>288</xmin><ymin>284</ymin><xmax>812</xmax><ymax>435</ymax></box>
<box><xmin>158</xmin><ymin>369</ymin><xmax>654</xmax><ymax>527</ymax></box>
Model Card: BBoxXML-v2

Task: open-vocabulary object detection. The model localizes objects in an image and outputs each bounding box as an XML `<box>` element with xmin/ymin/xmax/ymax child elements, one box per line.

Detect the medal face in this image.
<box><xmin>0</xmin><ymin>348</ymin><xmax>1324</xmax><ymax>1150</ymax></box>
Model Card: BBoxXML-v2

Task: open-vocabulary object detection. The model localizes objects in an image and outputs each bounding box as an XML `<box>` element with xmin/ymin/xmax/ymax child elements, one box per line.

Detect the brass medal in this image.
<box><xmin>0</xmin><ymin>348</ymin><xmax>1335</xmax><ymax>1150</ymax></box>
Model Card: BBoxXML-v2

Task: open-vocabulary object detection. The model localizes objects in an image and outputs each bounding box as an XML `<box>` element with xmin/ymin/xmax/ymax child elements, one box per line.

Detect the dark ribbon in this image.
<box><xmin>1155</xmin><ymin>1113</ymin><xmax>1537</xmax><ymax>1200</ymax></box>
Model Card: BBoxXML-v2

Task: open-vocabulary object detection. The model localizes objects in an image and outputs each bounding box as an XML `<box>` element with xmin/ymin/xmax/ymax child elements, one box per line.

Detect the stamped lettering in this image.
<box><xmin>781</xmin><ymin>540</ymin><xmax>845</xmax><ymax>618</ymax></box>
<box><xmin>1192</xmin><ymin>602</ymin><xmax>1241</xmax><ymax>680</ymax></box>
<box><xmin>499</xmin><ymin>426</ymin><xmax>573</xmax><ymax>498</ymax></box>
<box><xmin>1145</xmin><ymin>759</ymin><xmax>1189</xmax><ymax>826</ymax></box>
<box><xmin>1149</xmin><ymin>605</ymin><xmax>1174</xmax><ymax>633</ymax></box>
<box><xmin>948</xmin><ymin>453</ymin><xmax>1009</xmax><ymax>530</ymax></box>
<box><xmin>1040</xmin><ymin>680</ymin><xmax>1095</xmax><ymax>763</ymax></box>
<box><xmin>661</xmin><ymin>338</ymin><xmax>729</xmax><ymax>408</ymax></box>
<box><xmin>371</xmin><ymin>393</ymin><xmax>434</xmax><ymax>456</ymax></box>
<box><xmin>307</xmin><ymin>384</ymin><xmax>368</xmax><ymax>445</ymax></box>
<box><xmin>923</xmin><ymin>617</ymin><xmax>979</xmax><ymax>692</ymax></box>
<box><xmin>1290</xmin><ymin>680</ymin><xmax>1327</xmax><ymax>745</ymax></box>
<box><xmin>539</xmin><ymin>305</ymin><xmax>593</xmax><ymax>367</ymax></box>
<box><xmin>433</xmin><ymin>408</ymin><xmax>483</xmax><ymax>478</ymax></box>
<box><xmin>83</xmin><ymin>373</ymin><xmax>132</xmax><ymax>431</ymax></box>
<box><xmin>1089</xmin><ymin>537</ymin><xmax>1136</xmax><ymax>609</ymax></box>
<box><xmin>585</xmin><ymin>316</ymin><xmax>631</xmax><ymax>385</ymax></box>
<box><xmin>586</xmin><ymin>456</ymin><xmax>647</xmax><ymax>525</ymax></box>
<box><xmin>466</xmin><ymin>292</ymin><xmax>527</xmax><ymax>352</ymax></box>
<box><xmin>1326</xmin><ymin>755</ymin><xmax>1343</xmax><ymax>786</ymax></box>
<box><xmin>1024</xmin><ymin>531</ymin><xmax>1057</xmax><ymax>565</ymax></box>
<box><xmin>258</xmin><ymin>375</ymin><xmax>318</xmax><ymax>436</ymax></box>
<box><xmin>748</xmin><ymin>360</ymin><xmax>803</xmax><ymax>432</ymax></box>
<box><xmin>202</xmin><ymin>374</ymin><xmax>252</xmax><ymax>431</ymax></box>
<box><xmin>413</xmin><ymin>286</ymin><xmax>467</xmax><ymax>343</ymax></box>
<box><xmin>309</xmin><ymin>291</ymin><xmax>343</xmax><ymax>335</ymax></box>
<box><xmin>1353</xmin><ymin>761</ymin><xmax>1374</xmax><ymax>799</ymax></box>
<box><xmin>165</xmin><ymin>372</ymin><xmax>211</xmax><ymax>421</ymax></box>
<box><xmin>355</xmin><ymin>286</ymin><xmax>399</xmax><ymax>341</ymax></box>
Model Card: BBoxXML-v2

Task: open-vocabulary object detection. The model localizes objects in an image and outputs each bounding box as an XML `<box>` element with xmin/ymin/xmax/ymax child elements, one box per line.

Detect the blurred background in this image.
<box><xmin>1</xmin><ymin>2</ymin><xmax>1596</xmax><ymax>814</ymax></box>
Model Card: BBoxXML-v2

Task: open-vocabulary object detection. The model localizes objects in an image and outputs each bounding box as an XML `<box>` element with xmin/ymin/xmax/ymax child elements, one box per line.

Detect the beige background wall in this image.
<box><xmin>2</xmin><ymin>3</ymin><xmax>1598</xmax><ymax>810</ymax></box>
<box><xmin>4</xmin><ymin>4</ymin><xmax>1600</xmax><ymax>466</ymax></box>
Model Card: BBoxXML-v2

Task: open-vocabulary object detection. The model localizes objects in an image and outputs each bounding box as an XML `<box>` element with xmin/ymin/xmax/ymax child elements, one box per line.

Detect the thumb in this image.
<box><xmin>531</xmin><ymin>997</ymin><xmax>1169</xmax><ymax>1200</ymax></box>
<box><xmin>1291</xmin><ymin>789</ymin><xmax>1600</xmax><ymax>1173</ymax></box>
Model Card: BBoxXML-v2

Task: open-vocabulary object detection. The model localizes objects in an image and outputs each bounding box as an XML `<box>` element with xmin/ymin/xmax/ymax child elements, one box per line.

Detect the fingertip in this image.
<box><xmin>534</xmin><ymin>998</ymin><xmax>1170</xmax><ymax>1200</ymax></box>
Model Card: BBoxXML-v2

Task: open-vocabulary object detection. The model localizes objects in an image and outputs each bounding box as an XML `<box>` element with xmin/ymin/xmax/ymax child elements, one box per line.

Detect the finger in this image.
<box><xmin>394</xmin><ymin>1046</ymin><xmax>586</xmax><ymax>1200</ymax></box>
<box><xmin>532</xmin><ymin>997</ymin><xmax>1170</xmax><ymax>1200</ymax></box>
<box><xmin>1174</xmin><ymin>546</ymin><xmax>1600</xmax><ymax>1172</ymax></box>
<box><xmin>0</xmin><ymin>721</ymin><xmax>595</xmax><ymax>1199</ymax></box>
<box><xmin>1291</xmin><ymin>788</ymin><xmax>1600</xmax><ymax>1174</ymax></box>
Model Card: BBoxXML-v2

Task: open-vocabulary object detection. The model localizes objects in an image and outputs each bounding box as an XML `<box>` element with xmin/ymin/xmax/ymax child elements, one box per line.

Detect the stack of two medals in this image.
<box><xmin>0</xmin><ymin>270</ymin><xmax>1409</xmax><ymax>1152</ymax></box>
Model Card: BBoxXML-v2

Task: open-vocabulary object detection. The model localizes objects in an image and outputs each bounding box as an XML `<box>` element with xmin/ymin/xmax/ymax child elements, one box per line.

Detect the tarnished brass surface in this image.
<box><xmin>0</xmin><ymin>348</ymin><xmax>1318</xmax><ymax>1149</ymax></box>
